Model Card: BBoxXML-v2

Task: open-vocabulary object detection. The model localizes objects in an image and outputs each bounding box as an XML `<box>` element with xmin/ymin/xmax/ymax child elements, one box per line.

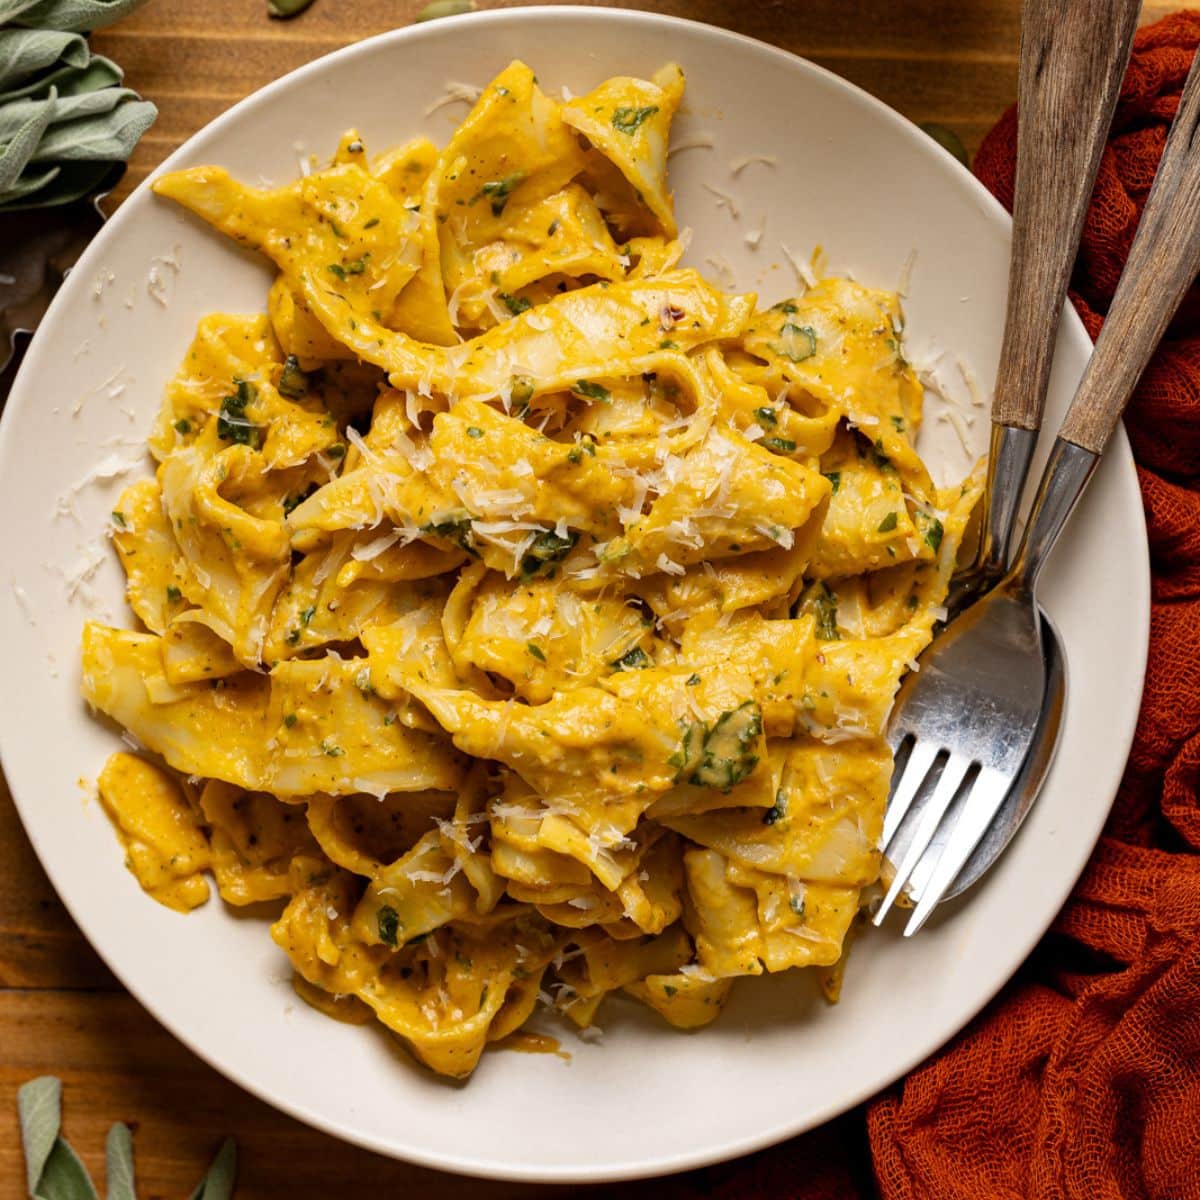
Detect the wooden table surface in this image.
<box><xmin>0</xmin><ymin>1</ymin><xmax>1189</xmax><ymax>1195</ymax></box>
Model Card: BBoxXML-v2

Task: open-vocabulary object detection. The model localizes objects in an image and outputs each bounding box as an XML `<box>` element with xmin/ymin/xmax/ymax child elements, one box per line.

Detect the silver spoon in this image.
<box><xmin>879</xmin><ymin>0</ymin><xmax>1141</xmax><ymax>917</ymax></box>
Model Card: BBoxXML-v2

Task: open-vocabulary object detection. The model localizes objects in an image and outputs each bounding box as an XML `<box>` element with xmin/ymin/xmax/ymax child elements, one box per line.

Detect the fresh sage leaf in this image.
<box><xmin>0</xmin><ymin>55</ymin><xmax>120</xmax><ymax>104</ymax></box>
<box><xmin>0</xmin><ymin>86</ymin><xmax>136</xmax><ymax>141</ymax></box>
<box><xmin>188</xmin><ymin>1138</ymin><xmax>237</xmax><ymax>1200</ymax></box>
<box><xmin>0</xmin><ymin>0</ymin><xmax>44</xmax><ymax>26</ymax></box>
<box><xmin>2</xmin><ymin>158</ymin><xmax>118</xmax><ymax>209</ymax></box>
<box><xmin>10</xmin><ymin>0</ymin><xmax>148</xmax><ymax>32</ymax></box>
<box><xmin>415</xmin><ymin>0</ymin><xmax>475</xmax><ymax>20</ymax></box>
<box><xmin>0</xmin><ymin>86</ymin><xmax>55</xmax><ymax>189</ymax></box>
<box><xmin>266</xmin><ymin>0</ymin><xmax>315</xmax><ymax>18</ymax></box>
<box><xmin>104</xmin><ymin>1123</ymin><xmax>135</xmax><ymax>1200</ymax></box>
<box><xmin>918</xmin><ymin>122</ymin><xmax>969</xmax><ymax>169</ymax></box>
<box><xmin>30</xmin><ymin>97</ymin><xmax>155</xmax><ymax>162</ymax></box>
<box><xmin>18</xmin><ymin>1077</ymin><xmax>101</xmax><ymax>1200</ymax></box>
<box><xmin>0</xmin><ymin>160</ymin><xmax>59</xmax><ymax>203</ymax></box>
<box><xmin>18</xmin><ymin>1077</ymin><xmax>61</xmax><ymax>1194</ymax></box>
<box><xmin>34</xmin><ymin>1139</ymin><xmax>99</xmax><ymax>1200</ymax></box>
<box><xmin>0</xmin><ymin>29</ymin><xmax>88</xmax><ymax>90</ymax></box>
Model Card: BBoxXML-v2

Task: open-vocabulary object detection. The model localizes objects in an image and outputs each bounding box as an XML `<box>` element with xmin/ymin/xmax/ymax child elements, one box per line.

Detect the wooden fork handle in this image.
<box><xmin>993</xmin><ymin>0</ymin><xmax>1140</xmax><ymax>432</ymax></box>
<box><xmin>1059</xmin><ymin>49</ymin><xmax>1200</xmax><ymax>454</ymax></box>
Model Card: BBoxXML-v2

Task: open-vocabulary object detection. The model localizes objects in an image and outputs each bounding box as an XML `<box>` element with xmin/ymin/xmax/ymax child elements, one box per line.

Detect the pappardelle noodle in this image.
<box><xmin>82</xmin><ymin>61</ymin><xmax>980</xmax><ymax>1078</ymax></box>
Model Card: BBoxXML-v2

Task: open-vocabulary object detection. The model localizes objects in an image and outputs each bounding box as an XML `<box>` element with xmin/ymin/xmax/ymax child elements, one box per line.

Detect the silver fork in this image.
<box><xmin>874</xmin><ymin>1</ymin><xmax>1200</xmax><ymax>936</ymax></box>
<box><xmin>882</xmin><ymin>0</ymin><xmax>1141</xmax><ymax>910</ymax></box>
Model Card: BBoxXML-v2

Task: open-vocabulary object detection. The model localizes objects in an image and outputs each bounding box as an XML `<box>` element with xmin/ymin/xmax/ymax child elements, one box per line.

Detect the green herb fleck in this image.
<box><xmin>877</xmin><ymin>511</ymin><xmax>898</xmax><ymax>533</ymax></box>
<box><xmin>686</xmin><ymin>673</ymin><xmax>702</xmax><ymax>686</ymax></box>
<box><xmin>363</xmin><ymin>216</ymin><xmax>380</xmax><ymax>229</ymax></box>
<box><xmin>610</xmin><ymin>645</ymin><xmax>650</xmax><ymax>671</ymax></box>
<box><xmin>509</xmin><ymin>375</ymin><xmax>534</xmax><ymax>415</ymax></box>
<box><xmin>810</xmin><ymin>582</ymin><xmax>840</xmax><ymax>641</ymax></box>
<box><xmin>475</xmin><ymin>171</ymin><xmax>526</xmax><ymax>215</ymax></box>
<box><xmin>611</xmin><ymin>105</ymin><xmax>658</xmax><ymax>134</ymax></box>
<box><xmin>166</xmin><ymin>585</ymin><xmax>181</xmax><ymax>602</ymax></box>
<box><xmin>283</xmin><ymin>483</ymin><xmax>317</xmax><ymax>516</ymax></box>
<box><xmin>423</xmin><ymin>516</ymin><xmax>477</xmax><ymax>556</ymax></box>
<box><xmin>110</xmin><ymin>510</ymin><xmax>126</xmax><ymax>528</ymax></box>
<box><xmin>499</xmin><ymin>292</ymin><xmax>531</xmax><ymax>316</ymax></box>
<box><xmin>217</xmin><ymin>378</ymin><xmax>261</xmax><ymax>448</ymax></box>
<box><xmin>762</xmin><ymin>790</ymin><xmax>787</xmax><ymax>825</ymax></box>
<box><xmin>671</xmin><ymin>701</ymin><xmax>762</xmax><ymax>791</ymax></box>
<box><xmin>572</xmin><ymin>379</ymin><xmax>612</xmax><ymax>404</ymax></box>
<box><xmin>284</xmin><ymin>713</ymin><xmax>298</xmax><ymax>728</ymax></box>
<box><xmin>174</xmin><ymin>417</ymin><xmax>191</xmax><ymax>434</ymax></box>
<box><xmin>520</xmin><ymin>528</ymin><xmax>578</xmax><ymax>578</ymax></box>
<box><xmin>327</xmin><ymin>255</ymin><xmax>368</xmax><ymax>280</ymax></box>
<box><xmin>754</xmin><ymin>406</ymin><xmax>778</xmax><ymax>427</ymax></box>
<box><xmin>761</xmin><ymin>436</ymin><xmax>797</xmax><ymax>454</ymax></box>
<box><xmin>277</xmin><ymin>354</ymin><xmax>309</xmax><ymax>399</ymax></box>
<box><xmin>321</xmin><ymin>740</ymin><xmax>344</xmax><ymax>757</ymax></box>
<box><xmin>771</xmin><ymin>322</ymin><xmax>818</xmax><ymax>363</ymax></box>
<box><xmin>526</xmin><ymin>642</ymin><xmax>546</xmax><ymax>662</ymax></box>
<box><xmin>823</xmin><ymin>470</ymin><xmax>841</xmax><ymax>495</ymax></box>
<box><xmin>467</xmin><ymin>426</ymin><xmax>484</xmax><ymax>438</ymax></box>
<box><xmin>377</xmin><ymin>904</ymin><xmax>401</xmax><ymax>946</ymax></box>
<box><xmin>924</xmin><ymin>516</ymin><xmax>944</xmax><ymax>553</ymax></box>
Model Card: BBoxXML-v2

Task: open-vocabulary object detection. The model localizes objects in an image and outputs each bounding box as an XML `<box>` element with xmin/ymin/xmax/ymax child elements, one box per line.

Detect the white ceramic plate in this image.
<box><xmin>0</xmin><ymin>8</ymin><xmax>1149</xmax><ymax>1183</ymax></box>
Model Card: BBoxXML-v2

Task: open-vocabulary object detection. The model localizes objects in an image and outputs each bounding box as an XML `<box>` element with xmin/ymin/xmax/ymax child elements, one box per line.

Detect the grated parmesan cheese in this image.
<box><xmin>781</xmin><ymin>242</ymin><xmax>818</xmax><ymax>291</ymax></box>
<box><xmin>729</xmin><ymin>152</ymin><xmax>777</xmax><ymax>175</ymax></box>
<box><xmin>703</xmin><ymin>253</ymin><xmax>736</xmax><ymax>291</ymax></box>
<box><xmin>668</xmin><ymin>132</ymin><xmax>715</xmax><ymax>157</ymax></box>
<box><xmin>424</xmin><ymin>80</ymin><xmax>483</xmax><ymax>117</ymax></box>
<box><xmin>701</xmin><ymin>182</ymin><xmax>741</xmax><ymax>219</ymax></box>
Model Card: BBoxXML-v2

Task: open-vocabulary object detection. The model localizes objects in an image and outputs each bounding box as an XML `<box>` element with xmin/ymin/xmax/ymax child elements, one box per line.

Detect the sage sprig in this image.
<box><xmin>18</xmin><ymin>1076</ymin><xmax>238</xmax><ymax>1199</ymax></box>
<box><xmin>0</xmin><ymin>0</ymin><xmax>154</xmax><ymax>209</ymax></box>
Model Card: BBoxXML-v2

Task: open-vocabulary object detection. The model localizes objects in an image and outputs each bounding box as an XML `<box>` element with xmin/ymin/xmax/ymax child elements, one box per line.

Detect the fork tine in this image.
<box><xmin>881</xmin><ymin>738</ymin><xmax>940</xmax><ymax>846</ymax></box>
<box><xmin>874</xmin><ymin>751</ymin><xmax>974</xmax><ymax>926</ymax></box>
<box><xmin>902</xmin><ymin>765</ymin><xmax>1013</xmax><ymax>936</ymax></box>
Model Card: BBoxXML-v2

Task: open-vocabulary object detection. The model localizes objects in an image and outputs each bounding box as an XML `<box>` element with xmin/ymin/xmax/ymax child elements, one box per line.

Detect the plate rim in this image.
<box><xmin>0</xmin><ymin>5</ymin><xmax>1150</xmax><ymax>1182</ymax></box>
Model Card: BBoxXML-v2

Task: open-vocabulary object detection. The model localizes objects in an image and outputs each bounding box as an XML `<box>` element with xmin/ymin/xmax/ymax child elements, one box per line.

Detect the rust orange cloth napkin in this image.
<box><xmin>634</xmin><ymin>14</ymin><xmax>1200</xmax><ymax>1199</ymax></box>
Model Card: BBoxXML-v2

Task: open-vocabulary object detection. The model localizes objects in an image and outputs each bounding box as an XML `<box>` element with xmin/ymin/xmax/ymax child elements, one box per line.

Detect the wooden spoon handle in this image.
<box><xmin>992</xmin><ymin>0</ymin><xmax>1140</xmax><ymax>431</ymax></box>
<box><xmin>1059</xmin><ymin>50</ymin><xmax>1200</xmax><ymax>453</ymax></box>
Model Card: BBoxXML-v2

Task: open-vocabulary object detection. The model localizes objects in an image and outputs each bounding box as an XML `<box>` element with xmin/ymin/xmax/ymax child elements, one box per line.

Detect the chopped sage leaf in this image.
<box><xmin>475</xmin><ymin>171</ymin><xmax>525</xmax><ymax>215</ymax></box>
<box><xmin>520</xmin><ymin>528</ymin><xmax>578</xmax><ymax>578</ymax></box>
<box><xmin>377</xmin><ymin>904</ymin><xmax>400</xmax><ymax>945</ymax></box>
<box><xmin>277</xmin><ymin>354</ymin><xmax>308</xmax><ymax>399</ymax></box>
<box><xmin>217</xmin><ymin>378</ymin><xmax>261</xmax><ymax>448</ymax></box>
<box><xmin>572</xmin><ymin>379</ymin><xmax>611</xmax><ymax>404</ymax></box>
<box><xmin>611</xmin><ymin>104</ymin><xmax>658</xmax><ymax>134</ymax></box>
<box><xmin>610</xmin><ymin>645</ymin><xmax>650</xmax><ymax>671</ymax></box>
<box><xmin>499</xmin><ymin>292</ymin><xmax>530</xmax><ymax>315</ymax></box>
<box><xmin>762</xmin><ymin>790</ymin><xmax>787</xmax><ymax>825</ymax></box>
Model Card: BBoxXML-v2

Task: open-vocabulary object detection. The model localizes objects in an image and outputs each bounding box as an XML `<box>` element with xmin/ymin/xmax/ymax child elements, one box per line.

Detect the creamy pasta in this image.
<box><xmin>82</xmin><ymin>61</ymin><xmax>979</xmax><ymax>1078</ymax></box>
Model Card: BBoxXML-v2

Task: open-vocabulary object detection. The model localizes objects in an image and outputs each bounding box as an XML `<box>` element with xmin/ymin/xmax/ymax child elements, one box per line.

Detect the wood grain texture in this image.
<box><xmin>5</xmin><ymin>2</ymin><xmax>1200</xmax><ymax>1195</ymax></box>
<box><xmin>992</xmin><ymin>0</ymin><xmax>1140</xmax><ymax>431</ymax></box>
